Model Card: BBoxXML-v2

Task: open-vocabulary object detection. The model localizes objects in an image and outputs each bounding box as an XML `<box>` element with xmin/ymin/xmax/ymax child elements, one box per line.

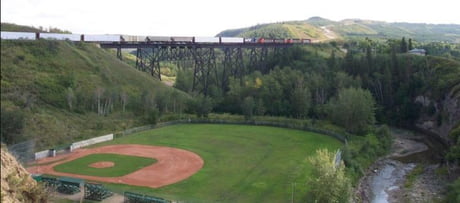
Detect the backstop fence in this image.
<box><xmin>7</xmin><ymin>139</ymin><xmax>36</xmax><ymax>164</ymax></box>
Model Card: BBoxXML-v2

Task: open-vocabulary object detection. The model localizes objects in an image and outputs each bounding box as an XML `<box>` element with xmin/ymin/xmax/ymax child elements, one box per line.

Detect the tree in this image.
<box><xmin>120</xmin><ymin>91</ymin><xmax>128</xmax><ymax>113</ymax></box>
<box><xmin>174</xmin><ymin>69</ymin><xmax>193</xmax><ymax>93</ymax></box>
<box><xmin>306</xmin><ymin>149</ymin><xmax>351</xmax><ymax>203</ymax></box>
<box><xmin>241</xmin><ymin>96</ymin><xmax>255</xmax><ymax>120</ymax></box>
<box><xmin>66</xmin><ymin>87</ymin><xmax>75</xmax><ymax>111</ymax></box>
<box><xmin>327</xmin><ymin>87</ymin><xmax>376</xmax><ymax>134</ymax></box>
<box><xmin>400</xmin><ymin>37</ymin><xmax>408</xmax><ymax>53</ymax></box>
<box><xmin>408</xmin><ymin>38</ymin><xmax>413</xmax><ymax>50</ymax></box>
<box><xmin>327</xmin><ymin>50</ymin><xmax>338</xmax><ymax>70</ymax></box>
<box><xmin>94</xmin><ymin>87</ymin><xmax>105</xmax><ymax>115</ymax></box>
<box><xmin>290</xmin><ymin>79</ymin><xmax>311</xmax><ymax>118</ymax></box>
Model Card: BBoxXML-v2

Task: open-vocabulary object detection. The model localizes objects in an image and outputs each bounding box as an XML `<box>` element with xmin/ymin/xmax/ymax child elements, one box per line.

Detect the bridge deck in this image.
<box><xmin>100</xmin><ymin>42</ymin><xmax>294</xmax><ymax>49</ymax></box>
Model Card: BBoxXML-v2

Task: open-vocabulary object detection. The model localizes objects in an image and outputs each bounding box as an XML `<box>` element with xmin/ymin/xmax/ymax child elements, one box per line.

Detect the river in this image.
<box><xmin>355</xmin><ymin>128</ymin><xmax>447</xmax><ymax>203</ymax></box>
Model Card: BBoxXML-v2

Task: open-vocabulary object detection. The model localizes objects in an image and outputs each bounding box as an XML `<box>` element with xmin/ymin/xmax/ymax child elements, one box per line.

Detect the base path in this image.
<box><xmin>27</xmin><ymin>144</ymin><xmax>204</xmax><ymax>188</ymax></box>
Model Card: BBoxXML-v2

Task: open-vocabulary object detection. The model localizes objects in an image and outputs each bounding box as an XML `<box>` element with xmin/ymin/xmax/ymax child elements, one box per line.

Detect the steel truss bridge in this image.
<box><xmin>100</xmin><ymin>42</ymin><xmax>297</xmax><ymax>94</ymax></box>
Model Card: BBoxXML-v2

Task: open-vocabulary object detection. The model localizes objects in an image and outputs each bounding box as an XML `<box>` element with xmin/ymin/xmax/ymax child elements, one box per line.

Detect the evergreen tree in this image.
<box><xmin>408</xmin><ymin>38</ymin><xmax>413</xmax><ymax>50</ymax></box>
<box><xmin>401</xmin><ymin>37</ymin><xmax>408</xmax><ymax>53</ymax></box>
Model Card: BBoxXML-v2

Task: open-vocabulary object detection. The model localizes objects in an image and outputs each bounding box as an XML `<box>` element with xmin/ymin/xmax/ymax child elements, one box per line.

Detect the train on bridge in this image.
<box><xmin>1</xmin><ymin>31</ymin><xmax>311</xmax><ymax>44</ymax></box>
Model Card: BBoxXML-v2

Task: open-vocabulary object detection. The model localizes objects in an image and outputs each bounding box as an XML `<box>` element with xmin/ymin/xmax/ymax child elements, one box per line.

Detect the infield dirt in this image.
<box><xmin>27</xmin><ymin>144</ymin><xmax>204</xmax><ymax>188</ymax></box>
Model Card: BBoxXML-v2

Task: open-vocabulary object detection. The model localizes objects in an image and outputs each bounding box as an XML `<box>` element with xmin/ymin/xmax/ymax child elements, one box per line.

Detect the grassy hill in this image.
<box><xmin>217</xmin><ymin>17</ymin><xmax>460</xmax><ymax>43</ymax></box>
<box><xmin>1</xmin><ymin>22</ymin><xmax>71</xmax><ymax>33</ymax></box>
<box><xmin>1</xmin><ymin>39</ymin><xmax>189</xmax><ymax>150</ymax></box>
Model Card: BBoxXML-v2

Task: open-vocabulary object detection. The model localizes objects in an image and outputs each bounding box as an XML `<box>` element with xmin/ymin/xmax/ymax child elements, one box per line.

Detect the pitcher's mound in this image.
<box><xmin>89</xmin><ymin>161</ymin><xmax>115</xmax><ymax>168</ymax></box>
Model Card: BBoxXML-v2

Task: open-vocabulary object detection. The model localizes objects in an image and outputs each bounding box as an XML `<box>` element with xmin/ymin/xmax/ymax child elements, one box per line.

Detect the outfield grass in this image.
<box><xmin>85</xmin><ymin>124</ymin><xmax>342</xmax><ymax>203</ymax></box>
<box><xmin>53</xmin><ymin>153</ymin><xmax>156</xmax><ymax>177</ymax></box>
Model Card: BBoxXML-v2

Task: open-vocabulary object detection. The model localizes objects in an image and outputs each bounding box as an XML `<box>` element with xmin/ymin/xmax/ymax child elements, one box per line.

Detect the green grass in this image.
<box><xmin>85</xmin><ymin>124</ymin><xmax>342</xmax><ymax>203</ymax></box>
<box><xmin>1</xmin><ymin>40</ymin><xmax>189</xmax><ymax>149</ymax></box>
<box><xmin>405</xmin><ymin>164</ymin><xmax>425</xmax><ymax>188</ymax></box>
<box><xmin>53</xmin><ymin>153</ymin><xmax>156</xmax><ymax>177</ymax></box>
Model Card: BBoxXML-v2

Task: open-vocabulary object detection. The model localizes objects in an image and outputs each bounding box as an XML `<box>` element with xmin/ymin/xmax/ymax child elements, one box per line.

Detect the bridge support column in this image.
<box><xmin>135</xmin><ymin>48</ymin><xmax>162</xmax><ymax>81</ymax></box>
<box><xmin>221</xmin><ymin>47</ymin><xmax>244</xmax><ymax>90</ymax></box>
<box><xmin>135</xmin><ymin>48</ymin><xmax>145</xmax><ymax>71</ymax></box>
<box><xmin>248</xmin><ymin>47</ymin><xmax>272</xmax><ymax>74</ymax></box>
<box><xmin>116</xmin><ymin>47</ymin><xmax>122</xmax><ymax>60</ymax></box>
<box><xmin>192</xmin><ymin>48</ymin><xmax>216</xmax><ymax>95</ymax></box>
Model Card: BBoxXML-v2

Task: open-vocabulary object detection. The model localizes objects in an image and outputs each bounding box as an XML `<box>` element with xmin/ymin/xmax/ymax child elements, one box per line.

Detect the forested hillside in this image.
<box><xmin>217</xmin><ymin>17</ymin><xmax>460</xmax><ymax>43</ymax></box>
<box><xmin>1</xmin><ymin>40</ymin><xmax>189</xmax><ymax>149</ymax></box>
<box><xmin>174</xmin><ymin>37</ymin><xmax>460</xmax><ymax>162</ymax></box>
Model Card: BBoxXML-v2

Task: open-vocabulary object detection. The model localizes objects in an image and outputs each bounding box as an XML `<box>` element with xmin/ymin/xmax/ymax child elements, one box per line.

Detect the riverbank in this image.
<box><xmin>355</xmin><ymin>128</ymin><xmax>449</xmax><ymax>202</ymax></box>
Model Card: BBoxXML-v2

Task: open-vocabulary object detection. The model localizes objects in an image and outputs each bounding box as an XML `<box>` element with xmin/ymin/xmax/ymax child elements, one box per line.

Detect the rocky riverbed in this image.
<box><xmin>355</xmin><ymin>128</ymin><xmax>448</xmax><ymax>203</ymax></box>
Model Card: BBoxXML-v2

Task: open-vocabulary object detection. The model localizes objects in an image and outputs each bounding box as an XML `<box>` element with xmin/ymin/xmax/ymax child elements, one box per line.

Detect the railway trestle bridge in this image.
<box><xmin>100</xmin><ymin>43</ymin><xmax>296</xmax><ymax>94</ymax></box>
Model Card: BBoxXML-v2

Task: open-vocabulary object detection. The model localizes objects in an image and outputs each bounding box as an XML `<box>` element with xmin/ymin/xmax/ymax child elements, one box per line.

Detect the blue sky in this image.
<box><xmin>2</xmin><ymin>0</ymin><xmax>459</xmax><ymax>36</ymax></box>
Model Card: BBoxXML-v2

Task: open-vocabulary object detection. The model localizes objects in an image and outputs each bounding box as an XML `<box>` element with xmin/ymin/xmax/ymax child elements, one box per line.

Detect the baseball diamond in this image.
<box><xmin>27</xmin><ymin>144</ymin><xmax>204</xmax><ymax>188</ymax></box>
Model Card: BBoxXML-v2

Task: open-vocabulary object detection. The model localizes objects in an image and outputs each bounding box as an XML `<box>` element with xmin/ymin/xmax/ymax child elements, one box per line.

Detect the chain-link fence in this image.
<box><xmin>116</xmin><ymin>118</ymin><xmax>347</xmax><ymax>143</ymax></box>
<box><xmin>7</xmin><ymin>139</ymin><xmax>36</xmax><ymax>164</ymax></box>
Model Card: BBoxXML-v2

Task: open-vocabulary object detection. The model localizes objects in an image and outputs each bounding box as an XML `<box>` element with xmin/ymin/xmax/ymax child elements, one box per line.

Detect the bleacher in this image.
<box><xmin>84</xmin><ymin>182</ymin><xmax>113</xmax><ymax>201</ymax></box>
<box><xmin>124</xmin><ymin>191</ymin><xmax>171</xmax><ymax>203</ymax></box>
<box><xmin>40</xmin><ymin>176</ymin><xmax>60</xmax><ymax>189</ymax></box>
<box><xmin>57</xmin><ymin>177</ymin><xmax>83</xmax><ymax>195</ymax></box>
<box><xmin>33</xmin><ymin>175</ymin><xmax>172</xmax><ymax>202</ymax></box>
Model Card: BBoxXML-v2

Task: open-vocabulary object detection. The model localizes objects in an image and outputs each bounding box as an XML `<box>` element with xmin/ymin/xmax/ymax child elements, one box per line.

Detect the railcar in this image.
<box><xmin>39</xmin><ymin>33</ymin><xmax>81</xmax><ymax>41</ymax></box>
<box><xmin>120</xmin><ymin>35</ymin><xmax>147</xmax><ymax>42</ymax></box>
<box><xmin>220</xmin><ymin>37</ymin><xmax>244</xmax><ymax>43</ymax></box>
<box><xmin>194</xmin><ymin>37</ymin><xmax>220</xmax><ymax>43</ymax></box>
<box><xmin>146</xmin><ymin>36</ymin><xmax>171</xmax><ymax>43</ymax></box>
<box><xmin>171</xmin><ymin>36</ymin><xmax>194</xmax><ymax>43</ymax></box>
<box><xmin>83</xmin><ymin>34</ymin><xmax>120</xmax><ymax>42</ymax></box>
<box><xmin>1</xmin><ymin>31</ymin><xmax>36</xmax><ymax>40</ymax></box>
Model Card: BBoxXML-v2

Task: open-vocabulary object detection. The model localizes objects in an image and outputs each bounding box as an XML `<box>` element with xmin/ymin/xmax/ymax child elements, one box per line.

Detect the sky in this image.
<box><xmin>2</xmin><ymin>0</ymin><xmax>460</xmax><ymax>36</ymax></box>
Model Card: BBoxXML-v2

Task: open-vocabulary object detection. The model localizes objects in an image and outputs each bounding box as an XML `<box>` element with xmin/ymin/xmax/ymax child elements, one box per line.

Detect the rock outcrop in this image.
<box><xmin>415</xmin><ymin>85</ymin><xmax>460</xmax><ymax>144</ymax></box>
<box><xmin>1</xmin><ymin>146</ymin><xmax>47</xmax><ymax>203</ymax></box>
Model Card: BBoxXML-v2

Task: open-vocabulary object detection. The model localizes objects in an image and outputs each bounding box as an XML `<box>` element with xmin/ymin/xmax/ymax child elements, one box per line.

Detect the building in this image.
<box><xmin>408</xmin><ymin>48</ymin><xmax>426</xmax><ymax>56</ymax></box>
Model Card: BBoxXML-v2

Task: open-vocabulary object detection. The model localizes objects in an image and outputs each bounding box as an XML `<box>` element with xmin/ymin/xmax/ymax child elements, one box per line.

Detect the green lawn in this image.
<box><xmin>84</xmin><ymin>124</ymin><xmax>342</xmax><ymax>203</ymax></box>
<box><xmin>53</xmin><ymin>153</ymin><xmax>156</xmax><ymax>177</ymax></box>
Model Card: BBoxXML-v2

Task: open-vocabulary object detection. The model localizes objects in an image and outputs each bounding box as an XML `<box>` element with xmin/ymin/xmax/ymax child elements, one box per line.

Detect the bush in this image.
<box><xmin>375</xmin><ymin>125</ymin><xmax>392</xmax><ymax>153</ymax></box>
<box><xmin>189</xmin><ymin>95</ymin><xmax>214</xmax><ymax>118</ymax></box>
<box><xmin>145</xmin><ymin>107</ymin><xmax>159</xmax><ymax>125</ymax></box>
<box><xmin>241</xmin><ymin>96</ymin><xmax>255</xmax><ymax>120</ymax></box>
<box><xmin>446</xmin><ymin>178</ymin><xmax>460</xmax><ymax>203</ymax></box>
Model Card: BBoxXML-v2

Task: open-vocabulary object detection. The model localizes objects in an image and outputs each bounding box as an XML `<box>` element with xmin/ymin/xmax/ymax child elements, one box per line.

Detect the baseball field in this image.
<box><xmin>29</xmin><ymin>124</ymin><xmax>342</xmax><ymax>202</ymax></box>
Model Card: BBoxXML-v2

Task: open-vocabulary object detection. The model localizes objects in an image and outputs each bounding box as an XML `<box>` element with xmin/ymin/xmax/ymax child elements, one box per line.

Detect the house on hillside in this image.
<box><xmin>408</xmin><ymin>48</ymin><xmax>426</xmax><ymax>56</ymax></box>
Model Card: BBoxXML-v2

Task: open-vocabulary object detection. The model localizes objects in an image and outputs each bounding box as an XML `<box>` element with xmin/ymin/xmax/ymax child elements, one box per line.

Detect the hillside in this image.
<box><xmin>1</xmin><ymin>39</ymin><xmax>189</xmax><ymax>150</ymax></box>
<box><xmin>1</xmin><ymin>22</ymin><xmax>71</xmax><ymax>33</ymax></box>
<box><xmin>217</xmin><ymin>17</ymin><xmax>460</xmax><ymax>43</ymax></box>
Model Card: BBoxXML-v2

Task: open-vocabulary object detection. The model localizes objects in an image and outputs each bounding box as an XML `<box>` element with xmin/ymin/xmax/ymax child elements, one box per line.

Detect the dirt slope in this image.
<box><xmin>1</xmin><ymin>147</ymin><xmax>47</xmax><ymax>202</ymax></box>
